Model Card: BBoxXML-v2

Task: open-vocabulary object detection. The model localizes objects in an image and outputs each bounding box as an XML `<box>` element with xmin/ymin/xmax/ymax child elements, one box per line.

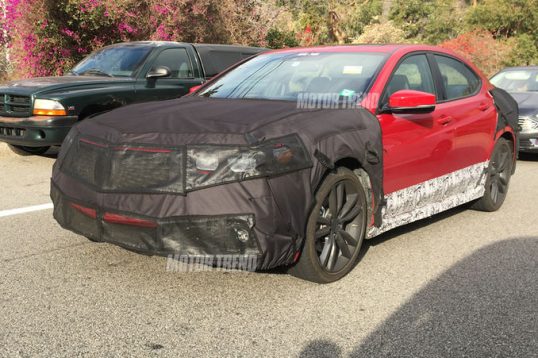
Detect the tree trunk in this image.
<box><xmin>381</xmin><ymin>0</ymin><xmax>393</xmax><ymax>22</ymax></box>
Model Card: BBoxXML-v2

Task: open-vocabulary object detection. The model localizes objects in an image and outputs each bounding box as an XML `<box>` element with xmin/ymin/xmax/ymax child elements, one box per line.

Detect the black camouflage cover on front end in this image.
<box><xmin>51</xmin><ymin>96</ymin><xmax>384</xmax><ymax>269</ymax></box>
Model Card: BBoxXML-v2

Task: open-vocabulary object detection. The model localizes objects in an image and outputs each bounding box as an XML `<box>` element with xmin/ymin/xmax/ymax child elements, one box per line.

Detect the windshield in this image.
<box><xmin>491</xmin><ymin>69</ymin><xmax>538</xmax><ymax>92</ymax></box>
<box><xmin>71</xmin><ymin>46</ymin><xmax>152</xmax><ymax>77</ymax></box>
<box><xmin>198</xmin><ymin>51</ymin><xmax>387</xmax><ymax>101</ymax></box>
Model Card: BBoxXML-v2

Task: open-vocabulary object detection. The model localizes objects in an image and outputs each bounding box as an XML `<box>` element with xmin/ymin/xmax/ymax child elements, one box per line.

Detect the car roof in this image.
<box><xmin>267</xmin><ymin>44</ymin><xmax>456</xmax><ymax>55</ymax></box>
<box><xmin>101</xmin><ymin>41</ymin><xmax>265</xmax><ymax>50</ymax></box>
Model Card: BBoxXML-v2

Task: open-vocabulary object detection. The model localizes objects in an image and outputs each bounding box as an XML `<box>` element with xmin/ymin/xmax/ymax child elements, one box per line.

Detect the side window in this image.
<box><xmin>434</xmin><ymin>55</ymin><xmax>480</xmax><ymax>100</ymax></box>
<box><xmin>385</xmin><ymin>54</ymin><xmax>436</xmax><ymax>99</ymax></box>
<box><xmin>151</xmin><ymin>48</ymin><xmax>193</xmax><ymax>78</ymax></box>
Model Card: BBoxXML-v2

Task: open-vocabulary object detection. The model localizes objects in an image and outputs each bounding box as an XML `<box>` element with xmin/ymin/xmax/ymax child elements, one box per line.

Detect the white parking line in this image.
<box><xmin>0</xmin><ymin>203</ymin><xmax>53</xmax><ymax>218</ymax></box>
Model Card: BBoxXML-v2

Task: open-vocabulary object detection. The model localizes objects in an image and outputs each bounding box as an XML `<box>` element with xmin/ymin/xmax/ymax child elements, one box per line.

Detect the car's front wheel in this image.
<box><xmin>8</xmin><ymin>145</ymin><xmax>50</xmax><ymax>156</ymax></box>
<box><xmin>472</xmin><ymin>138</ymin><xmax>514</xmax><ymax>212</ymax></box>
<box><xmin>289</xmin><ymin>168</ymin><xmax>368</xmax><ymax>283</ymax></box>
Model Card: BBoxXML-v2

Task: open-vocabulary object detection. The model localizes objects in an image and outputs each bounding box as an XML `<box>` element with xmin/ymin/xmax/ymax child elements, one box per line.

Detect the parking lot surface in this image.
<box><xmin>1</xmin><ymin>143</ymin><xmax>537</xmax><ymax>357</ymax></box>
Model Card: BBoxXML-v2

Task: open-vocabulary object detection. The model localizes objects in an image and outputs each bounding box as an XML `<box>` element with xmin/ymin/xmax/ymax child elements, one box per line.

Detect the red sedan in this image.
<box><xmin>51</xmin><ymin>45</ymin><xmax>518</xmax><ymax>283</ymax></box>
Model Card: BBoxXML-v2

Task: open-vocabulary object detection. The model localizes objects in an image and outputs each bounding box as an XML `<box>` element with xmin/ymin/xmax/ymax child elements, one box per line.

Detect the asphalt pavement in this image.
<box><xmin>0</xmin><ymin>143</ymin><xmax>537</xmax><ymax>357</ymax></box>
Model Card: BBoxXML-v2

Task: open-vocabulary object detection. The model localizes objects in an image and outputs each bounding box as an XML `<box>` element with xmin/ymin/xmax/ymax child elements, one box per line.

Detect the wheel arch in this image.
<box><xmin>313</xmin><ymin>156</ymin><xmax>375</xmax><ymax>227</ymax></box>
<box><xmin>77</xmin><ymin>101</ymin><xmax>124</xmax><ymax>121</ymax></box>
<box><xmin>496</xmin><ymin>128</ymin><xmax>517</xmax><ymax>174</ymax></box>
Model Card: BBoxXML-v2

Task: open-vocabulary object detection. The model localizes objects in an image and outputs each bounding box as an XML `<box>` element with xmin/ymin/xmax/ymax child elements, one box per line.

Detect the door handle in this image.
<box><xmin>437</xmin><ymin>115</ymin><xmax>453</xmax><ymax>126</ymax></box>
<box><xmin>478</xmin><ymin>103</ymin><xmax>490</xmax><ymax>111</ymax></box>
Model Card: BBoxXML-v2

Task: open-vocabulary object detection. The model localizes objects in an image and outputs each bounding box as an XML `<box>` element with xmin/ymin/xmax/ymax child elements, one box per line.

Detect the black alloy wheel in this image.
<box><xmin>472</xmin><ymin>138</ymin><xmax>514</xmax><ymax>212</ymax></box>
<box><xmin>290</xmin><ymin>168</ymin><xmax>368</xmax><ymax>283</ymax></box>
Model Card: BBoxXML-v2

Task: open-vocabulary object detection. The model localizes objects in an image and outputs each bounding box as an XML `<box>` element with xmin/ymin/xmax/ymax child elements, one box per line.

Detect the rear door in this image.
<box><xmin>431</xmin><ymin>54</ymin><xmax>496</xmax><ymax>167</ymax></box>
<box><xmin>135</xmin><ymin>47</ymin><xmax>200</xmax><ymax>102</ymax></box>
<box><xmin>377</xmin><ymin>53</ymin><xmax>454</xmax><ymax>194</ymax></box>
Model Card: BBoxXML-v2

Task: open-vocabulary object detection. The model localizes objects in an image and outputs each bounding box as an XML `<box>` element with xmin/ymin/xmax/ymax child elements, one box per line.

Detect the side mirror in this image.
<box><xmin>387</xmin><ymin>90</ymin><xmax>436</xmax><ymax>114</ymax></box>
<box><xmin>146</xmin><ymin>66</ymin><xmax>171</xmax><ymax>79</ymax></box>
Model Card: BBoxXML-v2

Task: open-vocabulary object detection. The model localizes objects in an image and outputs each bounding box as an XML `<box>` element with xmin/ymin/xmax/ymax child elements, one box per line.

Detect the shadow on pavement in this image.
<box><xmin>300</xmin><ymin>237</ymin><xmax>538</xmax><ymax>358</ymax></box>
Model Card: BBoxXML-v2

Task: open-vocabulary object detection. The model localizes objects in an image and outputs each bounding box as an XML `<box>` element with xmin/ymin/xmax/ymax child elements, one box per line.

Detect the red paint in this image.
<box><xmin>388</xmin><ymin>90</ymin><xmax>436</xmax><ymax>108</ymax></box>
<box><xmin>103</xmin><ymin>212</ymin><xmax>158</xmax><ymax>228</ymax></box>
<box><xmin>79</xmin><ymin>138</ymin><xmax>107</xmax><ymax>148</ymax></box>
<box><xmin>350</xmin><ymin>45</ymin><xmax>506</xmax><ymax>194</ymax></box>
<box><xmin>69</xmin><ymin>203</ymin><xmax>97</xmax><ymax>219</ymax></box>
<box><xmin>189</xmin><ymin>84</ymin><xmax>202</xmax><ymax>94</ymax></box>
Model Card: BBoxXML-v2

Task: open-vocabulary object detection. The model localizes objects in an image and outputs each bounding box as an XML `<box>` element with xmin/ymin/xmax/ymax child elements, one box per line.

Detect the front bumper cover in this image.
<box><xmin>51</xmin><ymin>183</ymin><xmax>262</xmax><ymax>260</ymax></box>
<box><xmin>519</xmin><ymin>132</ymin><xmax>538</xmax><ymax>153</ymax></box>
<box><xmin>0</xmin><ymin>115</ymin><xmax>77</xmax><ymax>146</ymax></box>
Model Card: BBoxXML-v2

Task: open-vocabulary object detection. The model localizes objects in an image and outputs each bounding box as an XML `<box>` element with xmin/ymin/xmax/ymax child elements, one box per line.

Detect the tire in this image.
<box><xmin>289</xmin><ymin>167</ymin><xmax>368</xmax><ymax>283</ymax></box>
<box><xmin>472</xmin><ymin>138</ymin><xmax>514</xmax><ymax>212</ymax></box>
<box><xmin>8</xmin><ymin>145</ymin><xmax>50</xmax><ymax>156</ymax></box>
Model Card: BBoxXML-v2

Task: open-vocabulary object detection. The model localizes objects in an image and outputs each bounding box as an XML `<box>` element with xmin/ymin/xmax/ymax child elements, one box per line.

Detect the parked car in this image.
<box><xmin>0</xmin><ymin>41</ymin><xmax>265</xmax><ymax>155</ymax></box>
<box><xmin>51</xmin><ymin>45</ymin><xmax>518</xmax><ymax>283</ymax></box>
<box><xmin>491</xmin><ymin>66</ymin><xmax>538</xmax><ymax>153</ymax></box>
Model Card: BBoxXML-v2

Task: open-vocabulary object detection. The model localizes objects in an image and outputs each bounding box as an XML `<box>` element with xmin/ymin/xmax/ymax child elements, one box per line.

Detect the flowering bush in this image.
<box><xmin>2</xmin><ymin>0</ymin><xmax>275</xmax><ymax>78</ymax></box>
<box><xmin>2</xmin><ymin>1</ymin><xmax>536</xmax><ymax>80</ymax></box>
<box><xmin>439</xmin><ymin>30</ymin><xmax>512</xmax><ymax>76</ymax></box>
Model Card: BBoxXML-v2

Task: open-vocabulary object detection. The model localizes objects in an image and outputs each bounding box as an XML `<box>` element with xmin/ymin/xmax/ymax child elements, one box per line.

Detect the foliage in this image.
<box><xmin>1</xmin><ymin>0</ymin><xmax>538</xmax><ymax>78</ymax></box>
<box><xmin>353</xmin><ymin>21</ymin><xmax>406</xmax><ymax>44</ymax></box>
<box><xmin>465</xmin><ymin>0</ymin><xmax>538</xmax><ymax>68</ymax></box>
<box><xmin>265</xmin><ymin>28</ymin><xmax>299</xmax><ymax>49</ymax></box>
<box><xmin>504</xmin><ymin>34</ymin><xmax>538</xmax><ymax>67</ymax></box>
<box><xmin>466</xmin><ymin>0</ymin><xmax>538</xmax><ymax>39</ymax></box>
<box><xmin>390</xmin><ymin>0</ymin><xmax>463</xmax><ymax>44</ymax></box>
<box><xmin>344</xmin><ymin>0</ymin><xmax>383</xmax><ymax>39</ymax></box>
<box><xmin>439</xmin><ymin>29</ymin><xmax>513</xmax><ymax>76</ymax></box>
<box><xmin>2</xmin><ymin>0</ymin><xmax>276</xmax><ymax>78</ymax></box>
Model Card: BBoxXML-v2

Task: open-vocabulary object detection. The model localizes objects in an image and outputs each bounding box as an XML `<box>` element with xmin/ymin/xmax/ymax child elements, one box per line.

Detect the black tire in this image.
<box><xmin>8</xmin><ymin>145</ymin><xmax>50</xmax><ymax>156</ymax></box>
<box><xmin>289</xmin><ymin>168</ymin><xmax>368</xmax><ymax>283</ymax></box>
<box><xmin>472</xmin><ymin>138</ymin><xmax>514</xmax><ymax>212</ymax></box>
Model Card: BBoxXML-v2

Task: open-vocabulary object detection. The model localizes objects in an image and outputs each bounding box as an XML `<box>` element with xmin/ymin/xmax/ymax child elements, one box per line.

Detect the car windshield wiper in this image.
<box><xmin>66</xmin><ymin>70</ymin><xmax>79</xmax><ymax>76</ymax></box>
<box><xmin>79</xmin><ymin>68</ymin><xmax>113</xmax><ymax>77</ymax></box>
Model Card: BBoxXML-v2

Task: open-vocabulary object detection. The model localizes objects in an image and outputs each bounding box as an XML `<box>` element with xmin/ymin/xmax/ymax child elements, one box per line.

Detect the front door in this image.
<box><xmin>377</xmin><ymin>53</ymin><xmax>453</xmax><ymax>194</ymax></box>
<box><xmin>135</xmin><ymin>47</ymin><xmax>199</xmax><ymax>103</ymax></box>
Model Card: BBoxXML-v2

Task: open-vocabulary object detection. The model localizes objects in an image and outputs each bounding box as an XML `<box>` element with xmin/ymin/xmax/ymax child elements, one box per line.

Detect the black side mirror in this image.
<box><xmin>146</xmin><ymin>66</ymin><xmax>171</xmax><ymax>79</ymax></box>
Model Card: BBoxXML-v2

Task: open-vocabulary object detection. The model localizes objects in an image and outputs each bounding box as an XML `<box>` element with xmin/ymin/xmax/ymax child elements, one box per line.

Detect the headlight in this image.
<box><xmin>33</xmin><ymin>99</ymin><xmax>67</xmax><ymax>116</ymax></box>
<box><xmin>186</xmin><ymin>134</ymin><xmax>312</xmax><ymax>190</ymax></box>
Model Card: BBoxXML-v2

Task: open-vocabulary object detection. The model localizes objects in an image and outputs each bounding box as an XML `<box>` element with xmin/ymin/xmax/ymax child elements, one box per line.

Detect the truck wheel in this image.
<box><xmin>289</xmin><ymin>167</ymin><xmax>368</xmax><ymax>283</ymax></box>
<box><xmin>472</xmin><ymin>138</ymin><xmax>514</xmax><ymax>212</ymax></box>
<box><xmin>8</xmin><ymin>145</ymin><xmax>50</xmax><ymax>156</ymax></box>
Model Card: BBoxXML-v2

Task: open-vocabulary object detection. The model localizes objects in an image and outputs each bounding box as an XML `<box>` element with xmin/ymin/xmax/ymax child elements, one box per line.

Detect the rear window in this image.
<box><xmin>435</xmin><ymin>55</ymin><xmax>481</xmax><ymax>100</ymax></box>
<box><xmin>198</xmin><ymin>49</ymin><xmax>263</xmax><ymax>78</ymax></box>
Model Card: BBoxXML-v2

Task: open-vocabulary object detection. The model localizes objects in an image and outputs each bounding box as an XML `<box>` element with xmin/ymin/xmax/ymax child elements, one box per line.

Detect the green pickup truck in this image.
<box><xmin>0</xmin><ymin>41</ymin><xmax>265</xmax><ymax>154</ymax></box>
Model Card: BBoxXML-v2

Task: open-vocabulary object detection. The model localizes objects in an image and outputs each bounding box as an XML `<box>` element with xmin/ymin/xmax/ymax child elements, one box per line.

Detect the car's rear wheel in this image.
<box><xmin>472</xmin><ymin>138</ymin><xmax>514</xmax><ymax>212</ymax></box>
<box><xmin>8</xmin><ymin>145</ymin><xmax>50</xmax><ymax>156</ymax></box>
<box><xmin>289</xmin><ymin>168</ymin><xmax>367</xmax><ymax>283</ymax></box>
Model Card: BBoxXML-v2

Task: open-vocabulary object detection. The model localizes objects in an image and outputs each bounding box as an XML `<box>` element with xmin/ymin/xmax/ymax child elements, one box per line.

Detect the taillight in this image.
<box><xmin>103</xmin><ymin>212</ymin><xmax>158</xmax><ymax>228</ymax></box>
<box><xmin>69</xmin><ymin>203</ymin><xmax>97</xmax><ymax>219</ymax></box>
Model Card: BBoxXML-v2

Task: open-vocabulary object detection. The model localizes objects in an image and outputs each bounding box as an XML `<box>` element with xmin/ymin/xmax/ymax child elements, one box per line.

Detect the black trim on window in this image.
<box><xmin>377</xmin><ymin>51</ymin><xmax>441</xmax><ymax>114</ymax></box>
<box><xmin>430</xmin><ymin>52</ymin><xmax>482</xmax><ymax>103</ymax></box>
<box><xmin>146</xmin><ymin>47</ymin><xmax>196</xmax><ymax>80</ymax></box>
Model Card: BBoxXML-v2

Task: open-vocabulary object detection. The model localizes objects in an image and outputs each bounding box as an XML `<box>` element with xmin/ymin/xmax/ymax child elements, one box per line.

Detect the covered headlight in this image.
<box><xmin>33</xmin><ymin>99</ymin><xmax>67</xmax><ymax>116</ymax></box>
<box><xmin>520</xmin><ymin>115</ymin><xmax>538</xmax><ymax>132</ymax></box>
<box><xmin>186</xmin><ymin>134</ymin><xmax>312</xmax><ymax>190</ymax></box>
